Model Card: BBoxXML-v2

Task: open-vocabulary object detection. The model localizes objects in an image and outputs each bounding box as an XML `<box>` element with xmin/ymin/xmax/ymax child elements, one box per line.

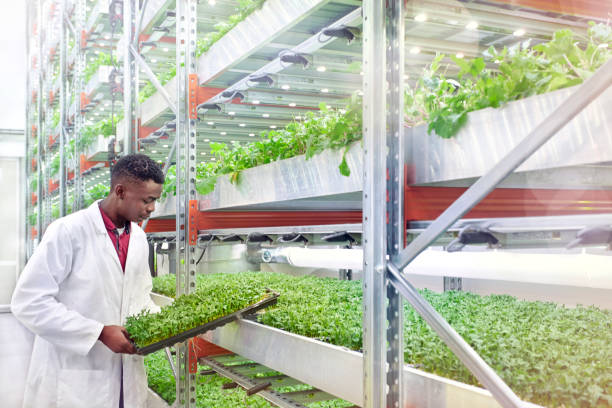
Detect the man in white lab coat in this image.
<box><xmin>11</xmin><ymin>154</ymin><xmax>164</xmax><ymax>408</ymax></box>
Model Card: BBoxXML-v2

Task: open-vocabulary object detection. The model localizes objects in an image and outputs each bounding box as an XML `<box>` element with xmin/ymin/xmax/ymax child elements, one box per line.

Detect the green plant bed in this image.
<box><xmin>161</xmin><ymin>100</ymin><xmax>362</xmax><ymax>199</ymax></box>
<box><xmin>145</xmin><ymin>350</ymin><xmax>355</xmax><ymax>407</ymax></box>
<box><xmin>151</xmin><ymin>272</ymin><xmax>612</xmax><ymax>407</ymax></box>
<box><xmin>405</xmin><ymin>22</ymin><xmax>611</xmax><ymax>139</ymax></box>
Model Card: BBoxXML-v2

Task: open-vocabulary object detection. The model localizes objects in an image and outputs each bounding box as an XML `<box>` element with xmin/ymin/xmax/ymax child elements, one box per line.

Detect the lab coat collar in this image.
<box><xmin>87</xmin><ymin>200</ymin><xmax>108</xmax><ymax>235</ymax></box>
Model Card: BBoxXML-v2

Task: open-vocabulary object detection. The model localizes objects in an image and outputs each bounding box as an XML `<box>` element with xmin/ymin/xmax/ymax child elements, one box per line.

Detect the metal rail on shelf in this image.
<box><xmin>200</xmin><ymin>355</ymin><xmax>310</xmax><ymax>408</ymax></box>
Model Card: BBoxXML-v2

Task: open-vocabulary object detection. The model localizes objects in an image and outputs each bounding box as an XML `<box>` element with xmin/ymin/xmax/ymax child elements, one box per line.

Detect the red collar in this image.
<box><xmin>99</xmin><ymin>204</ymin><xmax>130</xmax><ymax>234</ymax></box>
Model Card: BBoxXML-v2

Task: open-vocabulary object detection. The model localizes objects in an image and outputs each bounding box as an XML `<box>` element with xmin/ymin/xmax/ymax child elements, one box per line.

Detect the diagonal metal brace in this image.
<box><xmin>394</xmin><ymin>58</ymin><xmax>612</xmax><ymax>271</ymax></box>
<box><xmin>387</xmin><ymin>262</ymin><xmax>528</xmax><ymax>408</ymax></box>
<box><xmin>129</xmin><ymin>44</ymin><xmax>177</xmax><ymax>114</ymax></box>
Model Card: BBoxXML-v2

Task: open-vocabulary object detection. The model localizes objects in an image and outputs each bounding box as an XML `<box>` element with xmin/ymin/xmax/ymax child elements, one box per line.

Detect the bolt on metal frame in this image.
<box><xmin>174</xmin><ymin>0</ymin><xmax>198</xmax><ymax>406</ymax></box>
<box><xmin>362</xmin><ymin>1</ymin><xmax>612</xmax><ymax>407</ymax></box>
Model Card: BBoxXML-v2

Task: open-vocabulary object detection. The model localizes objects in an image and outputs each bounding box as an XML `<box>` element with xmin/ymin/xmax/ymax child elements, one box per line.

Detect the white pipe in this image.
<box><xmin>279</xmin><ymin>247</ymin><xmax>364</xmax><ymax>270</ymax></box>
<box><xmin>271</xmin><ymin>247</ymin><xmax>612</xmax><ymax>290</ymax></box>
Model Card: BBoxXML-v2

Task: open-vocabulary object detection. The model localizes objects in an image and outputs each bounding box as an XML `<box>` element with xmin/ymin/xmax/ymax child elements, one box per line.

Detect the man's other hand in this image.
<box><xmin>99</xmin><ymin>325</ymin><xmax>137</xmax><ymax>354</ymax></box>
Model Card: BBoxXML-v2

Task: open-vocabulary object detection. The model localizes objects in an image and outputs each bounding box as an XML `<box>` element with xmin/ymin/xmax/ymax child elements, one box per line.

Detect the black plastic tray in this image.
<box><xmin>135</xmin><ymin>292</ymin><xmax>279</xmax><ymax>355</ymax></box>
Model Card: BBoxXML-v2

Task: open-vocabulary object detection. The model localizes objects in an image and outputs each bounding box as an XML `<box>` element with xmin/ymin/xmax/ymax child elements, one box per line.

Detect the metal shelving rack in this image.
<box><xmin>25</xmin><ymin>1</ymin><xmax>612</xmax><ymax>407</ymax></box>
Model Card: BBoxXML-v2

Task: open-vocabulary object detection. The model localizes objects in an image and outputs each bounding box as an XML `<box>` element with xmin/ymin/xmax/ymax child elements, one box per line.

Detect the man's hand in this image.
<box><xmin>99</xmin><ymin>325</ymin><xmax>137</xmax><ymax>354</ymax></box>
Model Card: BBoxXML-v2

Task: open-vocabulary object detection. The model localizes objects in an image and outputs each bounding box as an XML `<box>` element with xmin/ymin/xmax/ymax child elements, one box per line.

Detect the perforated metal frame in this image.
<box><xmin>175</xmin><ymin>0</ymin><xmax>198</xmax><ymax>406</ymax></box>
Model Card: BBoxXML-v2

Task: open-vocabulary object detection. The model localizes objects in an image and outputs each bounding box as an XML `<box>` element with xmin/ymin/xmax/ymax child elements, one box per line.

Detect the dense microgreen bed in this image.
<box><xmin>126</xmin><ymin>282</ymin><xmax>271</xmax><ymax>348</ymax></box>
<box><xmin>151</xmin><ymin>272</ymin><xmax>612</xmax><ymax>407</ymax></box>
<box><xmin>145</xmin><ymin>349</ymin><xmax>355</xmax><ymax>407</ymax></box>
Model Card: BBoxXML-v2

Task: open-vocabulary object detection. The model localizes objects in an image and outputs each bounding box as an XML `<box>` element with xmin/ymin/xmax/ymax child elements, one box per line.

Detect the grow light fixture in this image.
<box><xmin>321</xmin><ymin>88</ymin><xmax>329</xmax><ymax>93</ymax></box>
<box><xmin>208</xmin><ymin>0</ymin><xmax>216</xmax><ymax>5</ymax></box>
<box><xmin>204</xmin><ymin>139</ymin><xmax>210</xmax><ymax>142</ymax></box>
<box><xmin>247</xmin><ymin>73</ymin><xmax>274</xmax><ymax>87</ymax></box>
<box><xmin>163</xmin><ymin>48</ymin><xmax>169</xmax><ymax>52</ymax></box>
<box><xmin>281</xmin><ymin>84</ymin><xmax>291</xmax><ymax>90</ymax></box>
<box><xmin>249</xmin><ymin>133</ymin><xmax>255</xmax><ymax>137</ymax></box>
<box><xmin>206</xmin><ymin>121</ymin><xmax>214</xmax><ymax>125</ymax></box>
<box><xmin>139</xmin><ymin>138</ymin><xmax>157</xmax><ymax>145</ymax></box>
<box><xmin>252</xmin><ymin>100</ymin><xmax>260</xmax><ymax>105</ymax></box>
<box><xmin>200</xmin><ymin>152</ymin><xmax>206</xmax><ymax>155</ymax></box>
<box><xmin>163</xmin><ymin>144</ymin><xmax>169</xmax><ymax>148</ymax></box>
<box><xmin>414</xmin><ymin>13</ymin><xmax>427</xmax><ymax>22</ymax></box>
<box><xmin>317</xmin><ymin>66</ymin><xmax>326</xmax><ymax>72</ymax></box>
<box><xmin>409</xmin><ymin>46</ymin><xmax>421</xmax><ymax>54</ymax></box>
<box><xmin>270</xmin><ymin>125</ymin><xmax>277</xmax><ymax>129</ymax></box>
<box><xmin>320</xmin><ymin>25</ymin><xmax>361</xmax><ymax>45</ymax></box>
<box><xmin>228</xmin><ymin>111</ymin><xmax>236</xmax><ymax>116</ymax></box>
<box><xmin>262</xmin><ymin>113</ymin><xmax>270</xmax><ymax>118</ymax></box>
<box><xmin>466</xmin><ymin>21</ymin><xmax>479</xmax><ymax>30</ymax></box>
<box><xmin>220</xmin><ymin>132</ymin><xmax>227</xmax><ymax>135</ymax></box>
<box><xmin>455</xmin><ymin>52</ymin><xmax>464</xmax><ymax>59</ymax></box>
<box><xmin>278</xmin><ymin>50</ymin><xmax>310</xmax><ymax>68</ymax></box>
<box><xmin>239</xmin><ymin>123</ymin><xmax>246</xmax><ymax>127</ymax></box>
<box><xmin>288</xmin><ymin>103</ymin><xmax>296</xmax><ymax>107</ymax></box>
<box><xmin>197</xmin><ymin>103</ymin><xmax>222</xmax><ymax>112</ymax></box>
<box><xmin>513</xmin><ymin>28</ymin><xmax>526</xmax><ymax>37</ymax></box>
<box><xmin>221</xmin><ymin>90</ymin><xmax>245</xmax><ymax>101</ymax></box>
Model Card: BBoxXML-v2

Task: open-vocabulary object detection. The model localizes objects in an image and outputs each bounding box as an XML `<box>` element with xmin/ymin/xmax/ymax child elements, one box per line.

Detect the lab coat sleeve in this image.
<box><xmin>11</xmin><ymin>221</ymin><xmax>104</xmax><ymax>356</ymax></box>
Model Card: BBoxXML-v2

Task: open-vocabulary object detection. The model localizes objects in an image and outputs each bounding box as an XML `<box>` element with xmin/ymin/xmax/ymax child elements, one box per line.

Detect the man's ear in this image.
<box><xmin>115</xmin><ymin>183</ymin><xmax>126</xmax><ymax>199</ymax></box>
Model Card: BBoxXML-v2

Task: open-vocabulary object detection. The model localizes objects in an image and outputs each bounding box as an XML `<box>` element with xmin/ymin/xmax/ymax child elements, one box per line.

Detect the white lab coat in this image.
<box><xmin>11</xmin><ymin>201</ymin><xmax>160</xmax><ymax>408</ymax></box>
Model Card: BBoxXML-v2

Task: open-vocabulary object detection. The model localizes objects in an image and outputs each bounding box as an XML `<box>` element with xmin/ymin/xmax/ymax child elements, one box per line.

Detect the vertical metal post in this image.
<box><xmin>385</xmin><ymin>0</ymin><xmax>404</xmax><ymax>406</ymax></box>
<box><xmin>123</xmin><ymin>0</ymin><xmax>138</xmax><ymax>154</ymax></box>
<box><xmin>59</xmin><ymin>0</ymin><xmax>67</xmax><ymax>217</ymax></box>
<box><xmin>362</xmin><ymin>0</ymin><xmax>387</xmax><ymax>407</ymax></box>
<box><xmin>175</xmin><ymin>0</ymin><xmax>198</xmax><ymax>406</ymax></box>
<box><xmin>40</xmin><ymin>1</ymin><xmax>50</xmax><ymax>232</ymax></box>
<box><xmin>73</xmin><ymin>0</ymin><xmax>85</xmax><ymax>211</ymax></box>
<box><xmin>25</xmin><ymin>1</ymin><xmax>32</xmax><ymax>257</ymax></box>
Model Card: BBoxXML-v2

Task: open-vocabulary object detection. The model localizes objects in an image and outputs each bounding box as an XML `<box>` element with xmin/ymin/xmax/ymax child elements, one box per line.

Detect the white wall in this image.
<box><xmin>0</xmin><ymin>136</ymin><xmax>23</xmax><ymax>304</ymax></box>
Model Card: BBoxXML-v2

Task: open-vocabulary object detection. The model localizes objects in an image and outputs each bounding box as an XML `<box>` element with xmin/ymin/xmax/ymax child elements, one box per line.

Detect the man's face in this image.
<box><xmin>115</xmin><ymin>178</ymin><xmax>163</xmax><ymax>223</ymax></box>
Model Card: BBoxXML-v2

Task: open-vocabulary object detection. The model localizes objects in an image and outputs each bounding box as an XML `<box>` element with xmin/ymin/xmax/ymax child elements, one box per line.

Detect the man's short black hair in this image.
<box><xmin>111</xmin><ymin>154</ymin><xmax>165</xmax><ymax>187</ymax></box>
